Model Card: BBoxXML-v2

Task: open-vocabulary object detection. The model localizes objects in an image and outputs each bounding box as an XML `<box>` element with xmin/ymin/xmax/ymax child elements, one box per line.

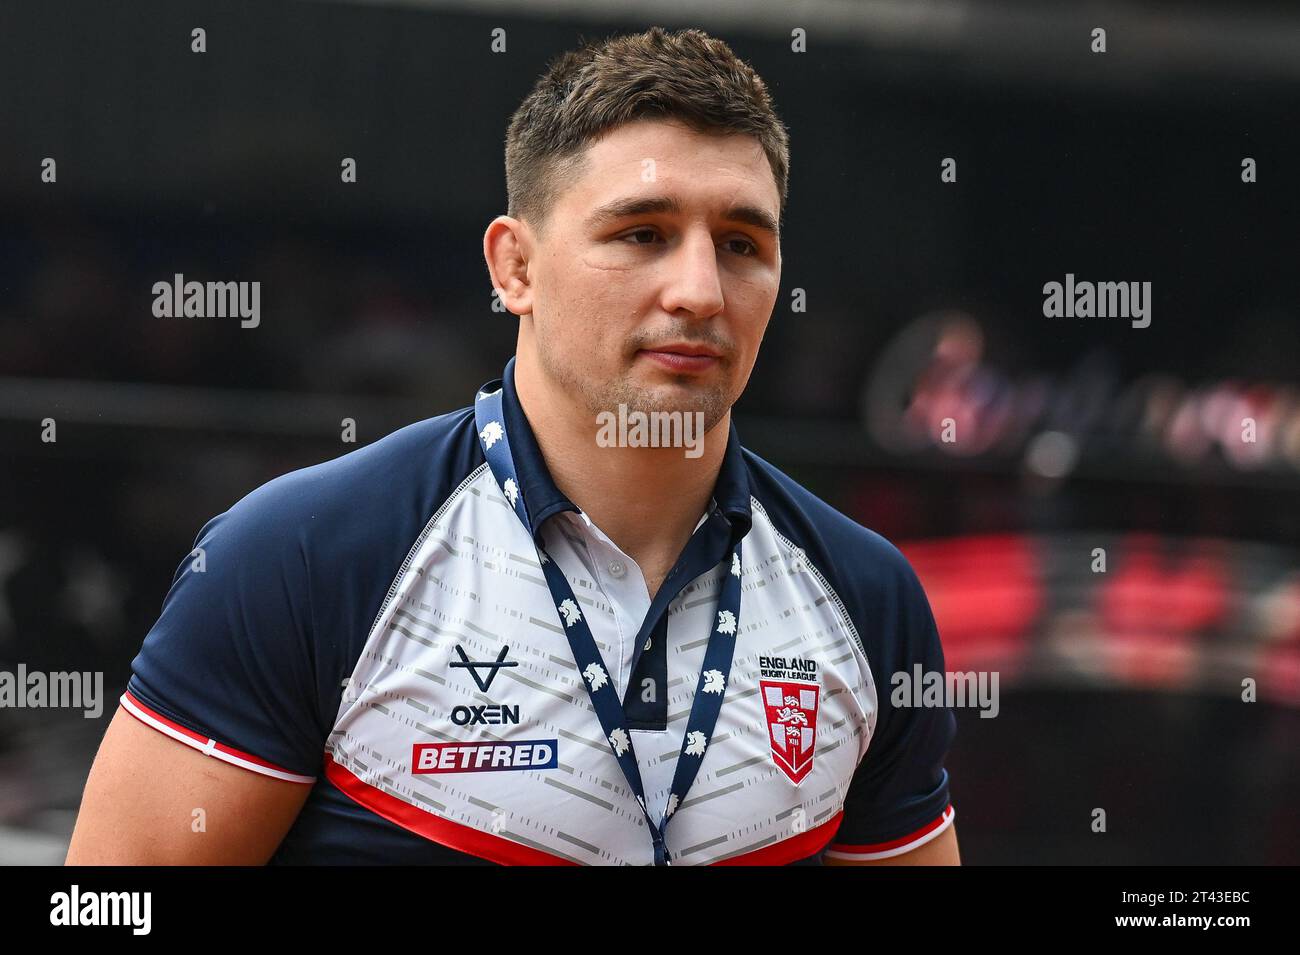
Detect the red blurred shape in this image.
<box><xmin>899</xmin><ymin>534</ymin><xmax>1041</xmax><ymax>675</ymax></box>
<box><xmin>1099</xmin><ymin>534</ymin><xmax>1229</xmax><ymax>687</ymax></box>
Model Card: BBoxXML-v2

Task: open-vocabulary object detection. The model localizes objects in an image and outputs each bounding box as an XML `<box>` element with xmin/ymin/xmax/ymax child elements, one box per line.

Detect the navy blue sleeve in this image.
<box><xmin>827</xmin><ymin>555</ymin><xmax>956</xmax><ymax>858</ymax></box>
<box><xmin>122</xmin><ymin>410</ymin><xmax>485</xmax><ymax>786</ymax></box>
<box><xmin>124</xmin><ymin>473</ymin><xmax>327</xmax><ymax>783</ymax></box>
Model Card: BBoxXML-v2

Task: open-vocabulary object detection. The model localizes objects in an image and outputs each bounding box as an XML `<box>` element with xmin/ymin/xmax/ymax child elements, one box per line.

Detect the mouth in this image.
<box><xmin>637</xmin><ymin>343</ymin><xmax>723</xmax><ymax>373</ymax></box>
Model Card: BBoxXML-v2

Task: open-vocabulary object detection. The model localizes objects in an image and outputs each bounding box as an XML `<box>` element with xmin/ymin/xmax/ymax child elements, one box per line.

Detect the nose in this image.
<box><xmin>660</xmin><ymin>228</ymin><xmax>725</xmax><ymax>320</ymax></box>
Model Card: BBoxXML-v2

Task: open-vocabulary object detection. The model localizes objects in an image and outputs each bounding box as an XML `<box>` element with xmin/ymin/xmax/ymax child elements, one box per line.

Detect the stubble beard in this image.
<box><xmin>537</xmin><ymin>339</ymin><xmax>733</xmax><ymax>437</ymax></box>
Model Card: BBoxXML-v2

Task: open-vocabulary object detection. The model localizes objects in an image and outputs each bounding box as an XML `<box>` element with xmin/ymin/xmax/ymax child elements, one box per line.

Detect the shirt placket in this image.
<box><xmin>569</xmin><ymin>511</ymin><xmax>652</xmax><ymax>697</ymax></box>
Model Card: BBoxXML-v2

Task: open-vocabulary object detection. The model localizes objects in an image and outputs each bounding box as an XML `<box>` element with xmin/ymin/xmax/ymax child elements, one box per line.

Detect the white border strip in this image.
<box><xmin>823</xmin><ymin>804</ymin><xmax>955</xmax><ymax>862</ymax></box>
<box><xmin>120</xmin><ymin>693</ymin><xmax>316</xmax><ymax>785</ymax></box>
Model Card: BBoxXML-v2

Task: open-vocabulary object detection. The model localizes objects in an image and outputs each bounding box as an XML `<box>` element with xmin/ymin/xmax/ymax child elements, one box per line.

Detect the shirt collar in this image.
<box><xmin>495</xmin><ymin>355</ymin><xmax>753</xmax><ymax>546</ymax></box>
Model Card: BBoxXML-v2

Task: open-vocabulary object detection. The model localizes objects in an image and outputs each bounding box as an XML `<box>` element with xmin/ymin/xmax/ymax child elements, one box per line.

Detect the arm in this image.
<box><xmin>824</xmin><ymin>822</ymin><xmax>960</xmax><ymax>866</ymax></box>
<box><xmin>66</xmin><ymin>705</ymin><xmax>312</xmax><ymax>865</ymax></box>
<box><xmin>72</xmin><ymin>475</ymin><xmax>336</xmax><ymax>865</ymax></box>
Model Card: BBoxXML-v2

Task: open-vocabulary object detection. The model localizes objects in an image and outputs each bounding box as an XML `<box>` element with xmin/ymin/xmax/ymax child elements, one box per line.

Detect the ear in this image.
<box><xmin>483</xmin><ymin>216</ymin><xmax>535</xmax><ymax>317</ymax></box>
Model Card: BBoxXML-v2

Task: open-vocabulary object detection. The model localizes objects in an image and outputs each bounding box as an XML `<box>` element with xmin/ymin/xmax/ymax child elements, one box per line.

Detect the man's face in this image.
<box><xmin>520</xmin><ymin>118</ymin><xmax>782</xmax><ymax>434</ymax></box>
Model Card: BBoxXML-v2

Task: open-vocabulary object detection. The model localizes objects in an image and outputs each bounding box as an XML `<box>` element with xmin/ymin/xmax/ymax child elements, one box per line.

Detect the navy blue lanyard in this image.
<box><xmin>474</xmin><ymin>381</ymin><xmax>742</xmax><ymax>865</ymax></box>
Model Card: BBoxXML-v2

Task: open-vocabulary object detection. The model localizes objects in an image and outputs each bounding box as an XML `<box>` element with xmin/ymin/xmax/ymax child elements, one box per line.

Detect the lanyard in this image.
<box><xmin>473</xmin><ymin>380</ymin><xmax>743</xmax><ymax>865</ymax></box>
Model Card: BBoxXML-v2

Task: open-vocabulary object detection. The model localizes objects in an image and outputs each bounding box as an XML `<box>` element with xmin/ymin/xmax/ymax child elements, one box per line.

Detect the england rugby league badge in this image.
<box><xmin>759</xmin><ymin>678</ymin><xmax>820</xmax><ymax>784</ymax></box>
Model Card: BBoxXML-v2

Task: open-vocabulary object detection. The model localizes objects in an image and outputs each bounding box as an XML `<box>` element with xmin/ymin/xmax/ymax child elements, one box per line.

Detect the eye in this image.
<box><xmin>617</xmin><ymin>228</ymin><xmax>758</xmax><ymax>256</ymax></box>
<box><xmin>620</xmin><ymin>228</ymin><xmax>661</xmax><ymax>245</ymax></box>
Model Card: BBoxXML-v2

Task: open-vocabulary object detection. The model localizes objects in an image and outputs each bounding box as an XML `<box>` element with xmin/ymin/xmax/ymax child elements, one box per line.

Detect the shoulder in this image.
<box><xmin>130</xmin><ymin>405</ymin><xmax>488</xmax><ymax>751</ymax></box>
<box><xmin>213</xmin><ymin>405</ymin><xmax>484</xmax><ymax>567</ymax></box>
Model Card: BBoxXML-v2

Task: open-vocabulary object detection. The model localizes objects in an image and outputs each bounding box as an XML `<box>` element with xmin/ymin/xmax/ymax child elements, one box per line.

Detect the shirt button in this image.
<box><xmin>608</xmin><ymin>560</ymin><xmax>626</xmax><ymax>578</ymax></box>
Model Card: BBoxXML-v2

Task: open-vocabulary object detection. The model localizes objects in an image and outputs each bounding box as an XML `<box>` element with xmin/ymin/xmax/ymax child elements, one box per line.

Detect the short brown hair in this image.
<box><xmin>504</xmin><ymin>27</ymin><xmax>790</xmax><ymax>236</ymax></box>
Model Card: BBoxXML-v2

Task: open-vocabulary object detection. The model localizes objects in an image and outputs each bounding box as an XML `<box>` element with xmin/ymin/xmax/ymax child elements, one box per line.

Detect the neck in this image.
<box><xmin>513</xmin><ymin>352</ymin><xmax>728</xmax><ymax>597</ymax></box>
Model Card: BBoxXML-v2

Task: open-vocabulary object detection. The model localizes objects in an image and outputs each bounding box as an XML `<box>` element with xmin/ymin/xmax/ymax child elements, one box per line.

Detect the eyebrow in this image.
<box><xmin>585</xmin><ymin>195</ymin><xmax>780</xmax><ymax>237</ymax></box>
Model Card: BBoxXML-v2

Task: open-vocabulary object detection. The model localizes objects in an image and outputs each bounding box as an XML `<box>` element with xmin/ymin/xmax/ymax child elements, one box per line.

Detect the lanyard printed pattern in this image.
<box><xmin>473</xmin><ymin>380</ymin><xmax>743</xmax><ymax>865</ymax></box>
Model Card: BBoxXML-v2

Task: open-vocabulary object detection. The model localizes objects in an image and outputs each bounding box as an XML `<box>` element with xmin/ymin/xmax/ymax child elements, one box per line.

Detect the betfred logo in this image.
<box><xmin>760</xmin><ymin>680</ymin><xmax>819</xmax><ymax>784</ymax></box>
<box><xmin>412</xmin><ymin>740</ymin><xmax>558</xmax><ymax>774</ymax></box>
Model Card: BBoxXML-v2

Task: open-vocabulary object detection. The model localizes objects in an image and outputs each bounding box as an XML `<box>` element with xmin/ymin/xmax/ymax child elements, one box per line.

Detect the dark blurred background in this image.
<box><xmin>1</xmin><ymin>0</ymin><xmax>1297</xmax><ymax>864</ymax></box>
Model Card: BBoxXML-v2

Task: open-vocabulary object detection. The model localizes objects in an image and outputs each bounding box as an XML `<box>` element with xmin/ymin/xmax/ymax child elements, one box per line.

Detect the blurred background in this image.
<box><xmin>1</xmin><ymin>0</ymin><xmax>1298</xmax><ymax>864</ymax></box>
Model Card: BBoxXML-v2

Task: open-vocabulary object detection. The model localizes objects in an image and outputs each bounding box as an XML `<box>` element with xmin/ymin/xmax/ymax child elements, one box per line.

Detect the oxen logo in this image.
<box><xmin>760</xmin><ymin>679</ymin><xmax>819</xmax><ymax>784</ymax></box>
<box><xmin>449</xmin><ymin>644</ymin><xmax>517</xmax><ymax>692</ymax></box>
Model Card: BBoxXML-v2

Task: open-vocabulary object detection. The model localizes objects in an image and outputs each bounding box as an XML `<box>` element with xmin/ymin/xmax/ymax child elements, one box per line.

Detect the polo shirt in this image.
<box><xmin>123</xmin><ymin>356</ymin><xmax>956</xmax><ymax>865</ymax></box>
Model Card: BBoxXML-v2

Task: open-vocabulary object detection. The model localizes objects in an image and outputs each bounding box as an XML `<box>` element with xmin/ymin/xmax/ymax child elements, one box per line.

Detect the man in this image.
<box><xmin>68</xmin><ymin>27</ymin><xmax>958</xmax><ymax>865</ymax></box>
